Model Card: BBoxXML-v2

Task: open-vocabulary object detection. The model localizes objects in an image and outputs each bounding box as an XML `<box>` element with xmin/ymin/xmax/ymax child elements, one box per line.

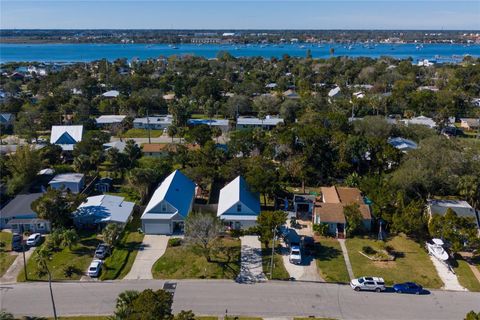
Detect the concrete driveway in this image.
<box><xmin>124</xmin><ymin>235</ymin><xmax>169</xmax><ymax>280</ymax></box>
<box><xmin>0</xmin><ymin>248</ymin><xmax>34</xmax><ymax>284</ymax></box>
<box><xmin>236</xmin><ymin>236</ymin><xmax>266</xmax><ymax>283</ymax></box>
<box><xmin>280</xmin><ymin>242</ymin><xmax>323</xmax><ymax>281</ymax></box>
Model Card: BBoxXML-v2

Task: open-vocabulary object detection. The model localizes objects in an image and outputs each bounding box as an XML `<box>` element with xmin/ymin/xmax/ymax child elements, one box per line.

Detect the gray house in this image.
<box><xmin>0</xmin><ymin>193</ymin><xmax>49</xmax><ymax>233</ymax></box>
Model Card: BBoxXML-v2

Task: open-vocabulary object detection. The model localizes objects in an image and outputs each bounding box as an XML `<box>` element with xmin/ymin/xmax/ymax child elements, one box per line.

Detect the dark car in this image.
<box><xmin>94</xmin><ymin>243</ymin><xmax>110</xmax><ymax>259</ymax></box>
<box><xmin>12</xmin><ymin>233</ymin><xmax>23</xmax><ymax>251</ymax></box>
<box><xmin>393</xmin><ymin>282</ymin><xmax>423</xmax><ymax>294</ymax></box>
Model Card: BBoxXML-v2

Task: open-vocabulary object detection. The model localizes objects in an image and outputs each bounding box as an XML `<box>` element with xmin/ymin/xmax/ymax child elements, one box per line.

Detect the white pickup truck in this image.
<box><xmin>289</xmin><ymin>245</ymin><xmax>302</xmax><ymax>265</ymax></box>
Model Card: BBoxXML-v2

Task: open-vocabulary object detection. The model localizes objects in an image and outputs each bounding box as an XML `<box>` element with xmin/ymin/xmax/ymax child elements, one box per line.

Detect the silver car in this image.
<box><xmin>350</xmin><ymin>276</ymin><xmax>386</xmax><ymax>292</ymax></box>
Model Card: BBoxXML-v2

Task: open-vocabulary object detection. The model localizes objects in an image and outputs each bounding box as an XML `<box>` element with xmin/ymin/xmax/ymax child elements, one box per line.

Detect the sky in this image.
<box><xmin>1</xmin><ymin>1</ymin><xmax>479</xmax><ymax>30</ymax></box>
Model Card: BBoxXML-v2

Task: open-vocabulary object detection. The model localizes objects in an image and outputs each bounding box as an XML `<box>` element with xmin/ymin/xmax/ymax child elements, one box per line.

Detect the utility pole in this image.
<box><xmin>22</xmin><ymin>241</ymin><xmax>27</xmax><ymax>281</ymax></box>
<box><xmin>269</xmin><ymin>227</ymin><xmax>276</xmax><ymax>279</ymax></box>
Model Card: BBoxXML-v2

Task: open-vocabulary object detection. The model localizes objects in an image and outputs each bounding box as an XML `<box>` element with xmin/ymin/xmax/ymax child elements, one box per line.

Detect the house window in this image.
<box><xmin>237</xmin><ymin>204</ymin><xmax>242</xmax><ymax>212</ymax></box>
<box><xmin>162</xmin><ymin>203</ymin><xmax>167</xmax><ymax>212</ymax></box>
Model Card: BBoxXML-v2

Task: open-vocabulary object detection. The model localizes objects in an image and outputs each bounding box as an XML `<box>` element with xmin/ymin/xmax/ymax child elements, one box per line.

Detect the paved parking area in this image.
<box><xmin>236</xmin><ymin>236</ymin><xmax>266</xmax><ymax>283</ymax></box>
<box><xmin>124</xmin><ymin>235</ymin><xmax>169</xmax><ymax>280</ymax></box>
<box><xmin>0</xmin><ymin>248</ymin><xmax>34</xmax><ymax>284</ymax></box>
<box><xmin>280</xmin><ymin>242</ymin><xmax>323</xmax><ymax>281</ymax></box>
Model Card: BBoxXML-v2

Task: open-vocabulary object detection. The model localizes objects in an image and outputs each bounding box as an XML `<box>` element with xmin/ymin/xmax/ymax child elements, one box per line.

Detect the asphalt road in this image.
<box><xmin>1</xmin><ymin>280</ymin><xmax>479</xmax><ymax>319</ymax></box>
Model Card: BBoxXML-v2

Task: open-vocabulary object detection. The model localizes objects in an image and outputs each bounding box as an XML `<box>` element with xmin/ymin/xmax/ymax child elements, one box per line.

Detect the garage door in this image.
<box><xmin>144</xmin><ymin>222</ymin><xmax>170</xmax><ymax>234</ymax></box>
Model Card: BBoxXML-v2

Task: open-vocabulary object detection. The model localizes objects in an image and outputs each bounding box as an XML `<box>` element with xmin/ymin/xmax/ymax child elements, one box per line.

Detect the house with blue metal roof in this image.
<box><xmin>217</xmin><ymin>176</ymin><xmax>261</xmax><ymax>230</ymax></box>
<box><xmin>141</xmin><ymin>170</ymin><xmax>195</xmax><ymax>234</ymax></box>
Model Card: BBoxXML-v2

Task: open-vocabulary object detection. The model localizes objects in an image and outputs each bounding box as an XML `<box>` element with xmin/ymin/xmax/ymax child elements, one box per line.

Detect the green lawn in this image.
<box><xmin>101</xmin><ymin>213</ymin><xmax>144</xmax><ymax>280</ymax></box>
<box><xmin>262</xmin><ymin>244</ymin><xmax>290</xmax><ymax>280</ymax></box>
<box><xmin>18</xmin><ymin>231</ymin><xmax>101</xmax><ymax>281</ymax></box>
<box><xmin>152</xmin><ymin>237</ymin><xmax>241</xmax><ymax>279</ymax></box>
<box><xmin>0</xmin><ymin>231</ymin><xmax>13</xmax><ymax>251</ymax></box>
<box><xmin>121</xmin><ymin>128</ymin><xmax>164</xmax><ymax>138</ymax></box>
<box><xmin>315</xmin><ymin>237</ymin><xmax>350</xmax><ymax>283</ymax></box>
<box><xmin>345</xmin><ymin>235</ymin><xmax>443</xmax><ymax>288</ymax></box>
<box><xmin>452</xmin><ymin>255</ymin><xmax>480</xmax><ymax>292</ymax></box>
<box><xmin>0</xmin><ymin>252</ymin><xmax>17</xmax><ymax>277</ymax></box>
<box><xmin>0</xmin><ymin>232</ymin><xmax>16</xmax><ymax>277</ymax></box>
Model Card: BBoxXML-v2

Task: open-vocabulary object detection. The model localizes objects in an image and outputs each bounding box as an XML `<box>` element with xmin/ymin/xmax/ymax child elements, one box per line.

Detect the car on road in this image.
<box><xmin>26</xmin><ymin>233</ymin><xmax>42</xmax><ymax>246</ymax></box>
<box><xmin>289</xmin><ymin>245</ymin><xmax>302</xmax><ymax>265</ymax></box>
<box><xmin>94</xmin><ymin>243</ymin><xmax>110</xmax><ymax>259</ymax></box>
<box><xmin>393</xmin><ymin>282</ymin><xmax>423</xmax><ymax>294</ymax></box>
<box><xmin>350</xmin><ymin>276</ymin><xmax>386</xmax><ymax>292</ymax></box>
<box><xmin>12</xmin><ymin>233</ymin><xmax>23</xmax><ymax>251</ymax></box>
<box><xmin>87</xmin><ymin>259</ymin><xmax>102</xmax><ymax>277</ymax></box>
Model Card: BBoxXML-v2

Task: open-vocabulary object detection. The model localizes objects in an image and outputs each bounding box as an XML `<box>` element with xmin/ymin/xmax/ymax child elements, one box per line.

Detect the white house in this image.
<box><xmin>217</xmin><ymin>176</ymin><xmax>261</xmax><ymax>230</ymax></box>
<box><xmin>73</xmin><ymin>195</ymin><xmax>135</xmax><ymax>228</ymax></box>
<box><xmin>187</xmin><ymin>119</ymin><xmax>230</xmax><ymax>132</ymax></box>
<box><xmin>95</xmin><ymin>115</ymin><xmax>126</xmax><ymax>128</ymax></box>
<box><xmin>133</xmin><ymin>115</ymin><xmax>173</xmax><ymax>130</ymax></box>
<box><xmin>48</xmin><ymin>173</ymin><xmax>85</xmax><ymax>193</ymax></box>
<box><xmin>328</xmin><ymin>86</ymin><xmax>341</xmax><ymax>98</ymax></box>
<box><xmin>427</xmin><ymin>199</ymin><xmax>479</xmax><ymax>229</ymax></box>
<box><xmin>141</xmin><ymin>170</ymin><xmax>195</xmax><ymax>234</ymax></box>
<box><xmin>402</xmin><ymin>116</ymin><xmax>436</xmax><ymax>129</ymax></box>
<box><xmin>50</xmin><ymin>125</ymin><xmax>83</xmax><ymax>151</ymax></box>
<box><xmin>236</xmin><ymin>116</ymin><xmax>284</xmax><ymax>130</ymax></box>
<box><xmin>0</xmin><ymin>113</ymin><xmax>14</xmax><ymax>126</ymax></box>
<box><xmin>0</xmin><ymin>193</ymin><xmax>44</xmax><ymax>230</ymax></box>
<box><xmin>102</xmin><ymin>90</ymin><xmax>120</xmax><ymax>98</ymax></box>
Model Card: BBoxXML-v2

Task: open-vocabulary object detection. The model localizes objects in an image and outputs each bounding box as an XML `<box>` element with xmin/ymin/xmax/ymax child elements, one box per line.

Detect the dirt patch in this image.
<box><xmin>372</xmin><ymin>261</ymin><xmax>396</xmax><ymax>269</ymax></box>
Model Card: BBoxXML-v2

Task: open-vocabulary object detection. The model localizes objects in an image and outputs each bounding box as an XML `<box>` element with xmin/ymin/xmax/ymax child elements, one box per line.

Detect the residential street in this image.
<box><xmin>1</xmin><ymin>280</ymin><xmax>479</xmax><ymax>319</ymax></box>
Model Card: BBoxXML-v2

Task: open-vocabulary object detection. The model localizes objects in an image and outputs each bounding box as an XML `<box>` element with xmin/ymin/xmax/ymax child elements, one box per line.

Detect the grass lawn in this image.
<box><xmin>314</xmin><ymin>237</ymin><xmax>350</xmax><ymax>283</ymax></box>
<box><xmin>49</xmin><ymin>317</ymin><xmax>110</xmax><ymax>320</ymax></box>
<box><xmin>0</xmin><ymin>231</ymin><xmax>13</xmax><ymax>251</ymax></box>
<box><xmin>152</xmin><ymin>237</ymin><xmax>241</xmax><ymax>279</ymax></box>
<box><xmin>0</xmin><ymin>231</ymin><xmax>16</xmax><ymax>277</ymax></box>
<box><xmin>0</xmin><ymin>252</ymin><xmax>17</xmax><ymax>277</ymax></box>
<box><xmin>345</xmin><ymin>235</ymin><xmax>443</xmax><ymax>288</ymax></box>
<box><xmin>452</xmin><ymin>255</ymin><xmax>480</xmax><ymax>292</ymax></box>
<box><xmin>18</xmin><ymin>231</ymin><xmax>101</xmax><ymax>281</ymax></box>
<box><xmin>262</xmin><ymin>244</ymin><xmax>290</xmax><ymax>280</ymax></box>
<box><xmin>122</xmin><ymin>128</ymin><xmax>164</xmax><ymax>138</ymax></box>
<box><xmin>101</xmin><ymin>212</ymin><xmax>144</xmax><ymax>280</ymax></box>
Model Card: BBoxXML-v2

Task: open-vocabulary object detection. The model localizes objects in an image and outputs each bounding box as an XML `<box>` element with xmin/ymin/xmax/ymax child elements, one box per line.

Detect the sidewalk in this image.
<box><xmin>0</xmin><ymin>248</ymin><xmax>34</xmax><ymax>284</ymax></box>
<box><xmin>338</xmin><ymin>239</ymin><xmax>354</xmax><ymax>280</ymax></box>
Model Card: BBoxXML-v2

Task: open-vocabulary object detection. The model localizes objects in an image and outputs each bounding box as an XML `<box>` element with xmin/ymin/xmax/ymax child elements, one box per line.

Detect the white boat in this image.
<box><xmin>426</xmin><ymin>238</ymin><xmax>449</xmax><ymax>261</ymax></box>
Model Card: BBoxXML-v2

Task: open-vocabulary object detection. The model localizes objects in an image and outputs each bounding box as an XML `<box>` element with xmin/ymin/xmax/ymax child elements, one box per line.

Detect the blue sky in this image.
<box><xmin>1</xmin><ymin>1</ymin><xmax>479</xmax><ymax>30</ymax></box>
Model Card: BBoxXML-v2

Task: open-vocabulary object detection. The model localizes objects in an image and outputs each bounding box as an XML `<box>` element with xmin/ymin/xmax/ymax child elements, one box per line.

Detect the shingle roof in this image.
<box><xmin>142</xmin><ymin>170</ymin><xmax>195</xmax><ymax>219</ymax></box>
<box><xmin>0</xmin><ymin>193</ymin><xmax>43</xmax><ymax>218</ymax></box>
<box><xmin>217</xmin><ymin>176</ymin><xmax>261</xmax><ymax>217</ymax></box>
<box><xmin>314</xmin><ymin>203</ymin><xmax>346</xmax><ymax>223</ymax></box>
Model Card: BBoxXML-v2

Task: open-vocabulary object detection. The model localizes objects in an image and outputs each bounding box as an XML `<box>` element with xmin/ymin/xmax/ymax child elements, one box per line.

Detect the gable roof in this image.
<box><xmin>0</xmin><ymin>113</ymin><xmax>13</xmax><ymax>123</ymax></box>
<box><xmin>73</xmin><ymin>195</ymin><xmax>135</xmax><ymax>224</ymax></box>
<box><xmin>217</xmin><ymin>176</ymin><xmax>261</xmax><ymax>217</ymax></box>
<box><xmin>321</xmin><ymin>186</ymin><xmax>364</xmax><ymax>205</ymax></box>
<box><xmin>95</xmin><ymin>115</ymin><xmax>126</xmax><ymax>124</ymax></box>
<box><xmin>1</xmin><ymin>193</ymin><xmax>43</xmax><ymax>218</ymax></box>
<box><xmin>143</xmin><ymin>170</ymin><xmax>195</xmax><ymax>218</ymax></box>
<box><xmin>49</xmin><ymin>173</ymin><xmax>84</xmax><ymax>185</ymax></box>
<box><xmin>102</xmin><ymin>90</ymin><xmax>120</xmax><ymax>98</ymax></box>
<box><xmin>50</xmin><ymin>125</ymin><xmax>83</xmax><ymax>150</ymax></box>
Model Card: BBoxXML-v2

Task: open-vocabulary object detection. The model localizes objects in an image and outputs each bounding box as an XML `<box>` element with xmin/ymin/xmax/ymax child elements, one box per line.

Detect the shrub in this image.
<box><xmin>63</xmin><ymin>264</ymin><xmax>80</xmax><ymax>278</ymax></box>
<box><xmin>230</xmin><ymin>229</ymin><xmax>244</xmax><ymax>238</ymax></box>
<box><xmin>313</xmin><ymin>223</ymin><xmax>330</xmax><ymax>236</ymax></box>
<box><xmin>168</xmin><ymin>238</ymin><xmax>182</xmax><ymax>247</ymax></box>
<box><xmin>362</xmin><ymin>246</ymin><xmax>377</xmax><ymax>255</ymax></box>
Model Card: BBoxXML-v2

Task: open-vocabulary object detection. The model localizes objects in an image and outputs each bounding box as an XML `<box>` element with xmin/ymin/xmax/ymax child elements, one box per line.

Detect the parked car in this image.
<box><xmin>12</xmin><ymin>233</ymin><xmax>23</xmax><ymax>251</ymax></box>
<box><xmin>393</xmin><ymin>282</ymin><xmax>423</xmax><ymax>294</ymax></box>
<box><xmin>26</xmin><ymin>233</ymin><xmax>42</xmax><ymax>246</ymax></box>
<box><xmin>350</xmin><ymin>276</ymin><xmax>386</xmax><ymax>292</ymax></box>
<box><xmin>289</xmin><ymin>245</ymin><xmax>302</xmax><ymax>265</ymax></box>
<box><xmin>94</xmin><ymin>243</ymin><xmax>110</xmax><ymax>259</ymax></box>
<box><xmin>87</xmin><ymin>259</ymin><xmax>102</xmax><ymax>277</ymax></box>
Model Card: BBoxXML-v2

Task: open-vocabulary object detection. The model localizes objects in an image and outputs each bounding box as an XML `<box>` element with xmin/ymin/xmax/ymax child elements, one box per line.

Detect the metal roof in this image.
<box><xmin>74</xmin><ymin>195</ymin><xmax>135</xmax><ymax>224</ymax></box>
<box><xmin>217</xmin><ymin>176</ymin><xmax>260</xmax><ymax>217</ymax></box>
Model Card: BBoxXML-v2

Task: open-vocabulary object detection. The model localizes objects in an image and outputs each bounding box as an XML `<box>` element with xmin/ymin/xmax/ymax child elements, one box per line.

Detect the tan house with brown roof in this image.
<box><xmin>314</xmin><ymin>186</ymin><xmax>372</xmax><ymax>238</ymax></box>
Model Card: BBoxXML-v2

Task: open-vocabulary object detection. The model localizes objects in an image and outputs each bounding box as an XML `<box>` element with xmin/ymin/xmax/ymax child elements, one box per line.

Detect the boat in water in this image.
<box><xmin>426</xmin><ymin>238</ymin><xmax>449</xmax><ymax>261</ymax></box>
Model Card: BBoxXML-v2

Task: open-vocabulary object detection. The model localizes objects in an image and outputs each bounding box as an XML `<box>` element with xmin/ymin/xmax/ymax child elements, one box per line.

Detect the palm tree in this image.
<box><xmin>124</xmin><ymin>139</ymin><xmax>141</xmax><ymax>166</ymax></box>
<box><xmin>35</xmin><ymin>248</ymin><xmax>57</xmax><ymax>320</ymax></box>
<box><xmin>458</xmin><ymin>175</ymin><xmax>480</xmax><ymax>209</ymax></box>
<box><xmin>61</xmin><ymin>229</ymin><xmax>79</xmax><ymax>251</ymax></box>
<box><xmin>102</xmin><ymin>223</ymin><xmax>121</xmax><ymax>247</ymax></box>
<box><xmin>110</xmin><ymin>290</ymin><xmax>139</xmax><ymax>320</ymax></box>
<box><xmin>167</xmin><ymin>125</ymin><xmax>178</xmax><ymax>143</ymax></box>
<box><xmin>73</xmin><ymin>154</ymin><xmax>91</xmax><ymax>174</ymax></box>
